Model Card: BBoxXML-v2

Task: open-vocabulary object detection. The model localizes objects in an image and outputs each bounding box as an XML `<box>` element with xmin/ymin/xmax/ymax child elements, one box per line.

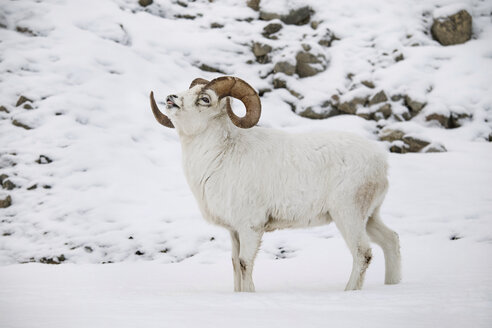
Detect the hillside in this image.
<box><xmin>0</xmin><ymin>1</ymin><xmax>491</xmax><ymax>327</ymax></box>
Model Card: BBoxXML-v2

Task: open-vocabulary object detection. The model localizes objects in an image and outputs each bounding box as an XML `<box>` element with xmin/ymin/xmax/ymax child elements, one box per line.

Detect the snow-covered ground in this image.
<box><xmin>0</xmin><ymin>0</ymin><xmax>491</xmax><ymax>327</ymax></box>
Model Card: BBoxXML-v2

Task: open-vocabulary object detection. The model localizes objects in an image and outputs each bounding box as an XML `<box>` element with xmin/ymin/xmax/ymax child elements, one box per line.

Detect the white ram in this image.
<box><xmin>150</xmin><ymin>76</ymin><xmax>401</xmax><ymax>292</ymax></box>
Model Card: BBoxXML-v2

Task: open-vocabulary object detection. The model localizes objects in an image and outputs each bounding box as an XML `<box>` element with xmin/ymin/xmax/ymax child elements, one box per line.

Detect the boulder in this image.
<box><xmin>298</xmin><ymin>106</ymin><xmax>339</xmax><ymax>120</ymax></box>
<box><xmin>210</xmin><ymin>23</ymin><xmax>224</xmax><ymax>29</ymax></box>
<box><xmin>272</xmin><ymin>78</ymin><xmax>287</xmax><ymax>89</ymax></box>
<box><xmin>198</xmin><ymin>63</ymin><xmax>225</xmax><ymax>74</ymax></box>
<box><xmin>246</xmin><ymin>0</ymin><xmax>260</xmax><ymax>11</ymax></box>
<box><xmin>36</xmin><ymin>155</ymin><xmax>53</xmax><ymax>164</ymax></box>
<box><xmin>374</xmin><ymin>103</ymin><xmax>392</xmax><ymax>120</ymax></box>
<box><xmin>12</xmin><ymin>119</ymin><xmax>32</xmax><ymax>130</ymax></box>
<box><xmin>0</xmin><ymin>195</ymin><xmax>11</xmax><ymax>208</ymax></box>
<box><xmin>262</xmin><ymin>23</ymin><xmax>282</xmax><ymax>38</ymax></box>
<box><xmin>138</xmin><ymin>0</ymin><xmax>153</xmax><ymax>7</ymax></box>
<box><xmin>425</xmin><ymin>113</ymin><xmax>448</xmax><ymax>127</ymax></box>
<box><xmin>318</xmin><ymin>29</ymin><xmax>338</xmax><ymax>47</ymax></box>
<box><xmin>369</xmin><ymin>91</ymin><xmax>388</xmax><ymax>106</ymax></box>
<box><xmin>379</xmin><ymin>129</ymin><xmax>405</xmax><ymax>142</ymax></box>
<box><xmin>252</xmin><ymin>42</ymin><xmax>272</xmax><ymax>63</ymax></box>
<box><xmin>282</xmin><ymin>6</ymin><xmax>312</xmax><ymax>25</ymax></box>
<box><xmin>423</xmin><ymin>143</ymin><xmax>447</xmax><ymax>153</ymax></box>
<box><xmin>337</xmin><ymin>97</ymin><xmax>367</xmax><ymax>115</ymax></box>
<box><xmin>404</xmin><ymin>95</ymin><xmax>426</xmax><ymax>113</ymax></box>
<box><xmin>295</xmin><ymin>51</ymin><xmax>327</xmax><ymax>78</ymax></box>
<box><xmin>431</xmin><ymin>10</ymin><xmax>472</xmax><ymax>46</ymax></box>
<box><xmin>15</xmin><ymin>95</ymin><xmax>32</xmax><ymax>107</ymax></box>
<box><xmin>273</xmin><ymin>61</ymin><xmax>296</xmax><ymax>76</ymax></box>
<box><xmin>425</xmin><ymin>112</ymin><xmax>472</xmax><ymax>129</ymax></box>
<box><xmin>260</xmin><ymin>6</ymin><xmax>312</xmax><ymax>26</ymax></box>
<box><xmin>0</xmin><ymin>105</ymin><xmax>9</xmax><ymax>113</ymax></box>
<box><xmin>361</xmin><ymin>81</ymin><xmax>375</xmax><ymax>89</ymax></box>
<box><xmin>2</xmin><ymin>179</ymin><xmax>16</xmax><ymax>190</ymax></box>
<box><xmin>402</xmin><ymin>136</ymin><xmax>430</xmax><ymax>153</ymax></box>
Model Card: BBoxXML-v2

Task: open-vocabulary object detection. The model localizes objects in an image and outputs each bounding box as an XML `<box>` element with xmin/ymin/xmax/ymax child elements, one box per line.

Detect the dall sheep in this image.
<box><xmin>150</xmin><ymin>76</ymin><xmax>401</xmax><ymax>292</ymax></box>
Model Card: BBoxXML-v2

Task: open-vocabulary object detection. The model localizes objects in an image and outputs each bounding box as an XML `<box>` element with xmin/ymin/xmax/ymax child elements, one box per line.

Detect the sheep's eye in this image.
<box><xmin>200</xmin><ymin>97</ymin><xmax>210</xmax><ymax>104</ymax></box>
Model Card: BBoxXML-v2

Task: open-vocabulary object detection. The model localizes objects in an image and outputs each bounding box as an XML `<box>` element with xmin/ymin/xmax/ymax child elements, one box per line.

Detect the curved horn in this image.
<box><xmin>150</xmin><ymin>91</ymin><xmax>174</xmax><ymax>128</ymax></box>
<box><xmin>204</xmin><ymin>76</ymin><xmax>261</xmax><ymax>129</ymax></box>
<box><xmin>189</xmin><ymin>78</ymin><xmax>209</xmax><ymax>89</ymax></box>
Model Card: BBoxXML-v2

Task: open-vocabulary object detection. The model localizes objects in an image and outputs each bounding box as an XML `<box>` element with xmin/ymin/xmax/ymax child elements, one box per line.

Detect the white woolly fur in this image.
<box><xmin>160</xmin><ymin>81</ymin><xmax>401</xmax><ymax>292</ymax></box>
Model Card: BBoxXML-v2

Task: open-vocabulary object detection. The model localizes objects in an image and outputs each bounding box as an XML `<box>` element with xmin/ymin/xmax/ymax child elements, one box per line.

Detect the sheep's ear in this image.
<box><xmin>189</xmin><ymin>78</ymin><xmax>209</xmax><ymax>89</ymax></box>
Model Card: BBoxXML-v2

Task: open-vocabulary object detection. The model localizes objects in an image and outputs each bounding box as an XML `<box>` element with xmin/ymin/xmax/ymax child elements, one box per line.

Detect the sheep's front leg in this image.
<box><xmin>237</xmin><ymin>228</ymin><xmax>263</xmax><ymax>292</ymax></box>
<box><xmin>230</xmin><ymin>230</ymin><xmax>242</xmax><ymax>292</ymax></box>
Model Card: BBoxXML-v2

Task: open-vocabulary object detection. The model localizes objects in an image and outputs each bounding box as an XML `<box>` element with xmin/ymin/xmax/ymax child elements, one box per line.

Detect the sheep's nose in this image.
<box><xmin>166</xmin><ymin>95</ymin><xmax>180</xmax><ymax>108</ymax></box>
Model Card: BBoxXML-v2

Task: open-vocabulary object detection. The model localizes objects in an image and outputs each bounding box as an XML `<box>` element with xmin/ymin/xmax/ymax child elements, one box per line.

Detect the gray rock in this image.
<box><xmin>404</xmin><ymin>95</ymin><xmax>426</xmax><ymax>114</ymax></box>
<box><xmin>318</xmin><ymin>29</ymin><xmax>338</xmax><ymax>47</ymax></box>
<box><xmin>2</xmin><ymin>179</ymin><xmax>16</xmax><ymax>190</ymax></box>
<box><xmin>449</xmin><ymin>112</ymin><xmax>472</xmax><ymax>128</ymax></box>
<box><xmin>295</xmin><ymin>51</ymin><xmax>326</xmax><ymax>78</ymax></box>
<box><xmin>259</xmin><ymin>11</ymin><xmax>280</xmax><ymax>21</ymax></box>
<box><xmin>425</xmin><ymin>112</ymin><xmax>471</xmax><ymax>129</ymax></box>
<box><xmin>16</xmin><ymin>95</ymin><xmax>32</xmax><ymax>107</ymax></box>
<box><xmin>287</xmin><ymin>88</ymin><xmax>303</xmax><ymax>99</ymax></box>
<box><xmin>402</xmin><ymin>136</ymin><xmax>431</xmax><ymax>152</ymax></box>
<box><xmin>390</xmin><ymin>94</ymin><xmax>404</xmax><ymax>102</ymax></box>
<box><xmin>252</xmin><ymin>42</ymin><xmax>272</xmax><ymax>57</ymax></box>
<box><xmin>375</xmin><ymin>103</ymin><xmax>392</xmax><ymax>120</ymax></box>
<box><xmin>262</xmin><ymin>23</ymin><xmax>282</xmax><ymax>37</ymax></box>
<box><xmin>12</xmin><ymin>119</ymin><xmax>32</xmax><ymax>130</ymax></box>
<box><xmin>210</xmin><ymin>23</ymin><xmax>224</xmax><ymax>29</ymax></box>
<box><xmin>27</xmin><ymin>184</ymin><xmax>37</xmax><ymax>190</ymax></box>
<box><xmin>0</xmin><ymin>106</ymin><xmax>9</xmax><ymax>113</ymax></box>
<box><xmin>0</xmin><ymin>195</ymin><xmax>11</xmax><ymax>208</ymax></box>
<box><xmin>260</xmin><ymin>6</ymin><xmax>312</xmax><ymax>26</ymax></box>
<box><xmin>394</xmin><ymin>53</ymin><xmax>404</xmax><ymax>62</ymax></box>
<box><xmin>389</xmin><ymin>144</ymin><xmax>404</xmax><ymax>154</ymax></box>
<box><xmin>369</xmin><ymin>91</ymin><xmax>388</xmax><ymax>106</ymax></box>
<box><xmin>431</xmin><ymin>10</ymin><xmax>472</xmax><ymax>46</ymax></box>
<box><xmin>36</xmin><ymin>155</ymin><xmax>53</xmax><ymax>164</ymax></box>
<box><xmin>301</xmin><ymin>44</ymin><xmax>311</xmax><ymax>51</ymax></box>
<box><xmin>425</xmin><ymin>113</ymin><xmax>448</xmax><ymax>127</ymax></box>
<box><xmin>337</xmin><ymin>97</ymin><xmax>367</xmax><ymax>115</ymax></box>
<box><xmin>298</xmin><ymin>105</ymin><xmax>339</xmax><ymax>120</ymax></box>
<box><xmin>0</xmin><ymin>174</ymin><xmax>8</xmax><ymax>186</ymax></box>
<box><xmin>310</xmin><ymin>21</ymin><xmax>319</xmax><ymax>30</ymax></box>
<box><xmin>246</xmin><ymin>0</ymin><xmax>260</xmax><ymax>11</ymax></box>
<box><xmin>423</xmin><ymin>143</ymin><xmax>447</xmax><ymax>153</ymax></box>
<box><xmin>198</xmin><ymin>63</ymin><xmax>225</xmax><ymax>74</ymax></box>
<box><xmin>272</xmin><ymin>78</ymin><xmax>287</xmax><ymax>89</ymax></box>
<box><xmin>273</xmin><ymin>61</ymin><xmax>296</xmax><ymax>76</ymax></box>
<box><xmin>361</xmin><ymin>81</ymin><xmax>375</xmax><ymax>89</ymax></box>
<box><xmin>379</xmin><ymin>129</ymin><xmax>405</xmax><ymax>142</ymax></box>
<box><xmin>282</xmin><ymin>6</ymin><xmax>312</xmax><ymax>25</ymax></box>
<box><xmin>138</xmin><ymin>0</ymin><xmax>153</xmax><ymax>7</ymax></box>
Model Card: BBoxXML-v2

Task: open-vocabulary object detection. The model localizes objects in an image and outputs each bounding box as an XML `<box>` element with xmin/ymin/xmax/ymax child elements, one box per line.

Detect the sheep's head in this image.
<box><xmin>150</xmin><ymin>76</ymin><xmax>261</xmax><ymax>135</ymax></box>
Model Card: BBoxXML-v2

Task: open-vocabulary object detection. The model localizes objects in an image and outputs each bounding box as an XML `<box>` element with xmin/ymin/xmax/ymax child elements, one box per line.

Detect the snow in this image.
<box><xmin>0</xmin><ymin>0</ymin><xmax>491</xmax><ymax>327</ymax></box>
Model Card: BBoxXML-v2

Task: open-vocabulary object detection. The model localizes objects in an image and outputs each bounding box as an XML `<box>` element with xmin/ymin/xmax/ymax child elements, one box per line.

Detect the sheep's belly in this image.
<box><xmin>263</xmin><ymin>213</ymin><xmax>332</xmax><ymax>232</ymax></box>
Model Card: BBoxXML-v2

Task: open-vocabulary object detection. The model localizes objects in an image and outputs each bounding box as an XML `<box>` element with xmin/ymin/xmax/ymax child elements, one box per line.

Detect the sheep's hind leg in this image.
<box><xmin>333</xmin><ymin>212</ymin><xmax>372</xmax><ymax>291</ymax></box>
<box><xmin>366</xmin><ymin>209</ymin><xmax>401</xmax><ymax>285</ymax></box>
<box><xmin>230</xmin><ymin>230</ymin><xmax>242</xmax><ymax>292</ymax></box>
<box><xmin>237</xmin><ymin>228</ymin><xmax>263</xmax><ymax>292</ymax></box>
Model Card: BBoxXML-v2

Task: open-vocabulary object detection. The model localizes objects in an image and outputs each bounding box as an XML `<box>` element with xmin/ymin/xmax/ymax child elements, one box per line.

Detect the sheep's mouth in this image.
<box><xmin>166</xmin><ymin>96</ymin><xmax>180</xmax><ymax>109</ymax></box>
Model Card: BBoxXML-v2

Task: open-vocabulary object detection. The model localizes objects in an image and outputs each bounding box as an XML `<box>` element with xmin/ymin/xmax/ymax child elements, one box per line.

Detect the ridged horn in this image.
<box><xmin>189</xmin><ymin>78</ymin><xmax>209</xmax><ymax>89</ymax></box>
<box><xmin>150</xmin><ymin>91</ymin><xmax>174</xmax><ymax>128</ymax></box>
<box><xmin>204</xmin><ymin>76</ymin><xmax>261</xmax><ymax>129</ymax></box>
